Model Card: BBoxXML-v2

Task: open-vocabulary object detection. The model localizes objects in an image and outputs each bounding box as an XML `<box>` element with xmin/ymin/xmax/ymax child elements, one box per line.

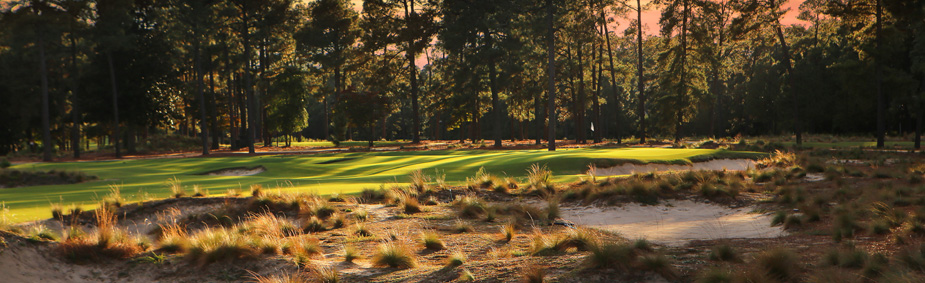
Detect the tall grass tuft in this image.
<box><xmin>446</xmin><ymin>251</ymin><xmax>466</xmax><ymax>267</ymax></box>
<box><xmin>709</xmin><ymin>244</ymin><xmax>739</xmax><ymax>262</ymax></box>
<box><xmin>58</xmin><ymin>204</ymin><xmax>144</xmax><ymax>262</ymax></box>
<box><xmin>453</xmin><ymin>195</ymin><xmax>486</xmax><ymax>219</ymax></box>
<box><xmin>167</xmin><ymin>176</ymin><xmax>185</xmax><ymax>198</ymax></box>
<box><xmin>156</xmin><ymin>223</ymin><xmax>190</xmax><ymax>253</ymax></box>
<box><xmin>586</xmin><ymin>241</ymin><xmax>636</xmax><ymax>269</ymax></box>
<box><xmin>342</xmin><ymin>245</ymin><xmax>359</xmax><ymax>262</ymax></box>
<box><xmin>754</xmin><ymin>247</ymin><xmax>800</xmax><ymax>282</ymax></box>
<box><xmin>520</xmin><ymin>264</ymin><xmax>546</xmax><ymax>283</ymax></box>
<box><xmin>186</xmin><ymin>227</ymin><xmax>259</xmax><ymax>266</ymax></box>
<box><xmin>372</xmin><ymin>241</ymin><xmax>416</xmax><ymax>268</ymax></box>
<box><xmin>192</xmin><ymin>185</ymin><xmax>207</xmax><ymax>197</ymax></box>
<box><xmin>103</xmin><ymin>184</ymin><xmax>124</xmax><ymax>207</ymax></box>
<box><xmin>409</xmin><ymin>169</ymin><xmax>429</xmax><ymax>192</ymax></box>
<box><xmin>501</xmin><ymin>223</ymin><xmax>516</xmax><ymax>242</ymax></box>
<box><xmin>421</xmin><ymin>231</ymin><xmax>445</xmax><ymax>250</ymax></box>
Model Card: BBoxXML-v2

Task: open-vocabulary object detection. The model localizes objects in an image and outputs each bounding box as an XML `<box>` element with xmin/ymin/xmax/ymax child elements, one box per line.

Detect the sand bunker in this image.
<box><xmin>587</xmin><ymin>159</ymin><xmax>756</xmax><ymax>176</ymax></box>
<box><xmin>560</xmin><ymin>200</ymin><xmax>784</xmax><ymax>246</ymax></box>
<box><xmin>199</xmin><ymin>165</ymin><xmax>266</xmax><ymax>176</ymax></box>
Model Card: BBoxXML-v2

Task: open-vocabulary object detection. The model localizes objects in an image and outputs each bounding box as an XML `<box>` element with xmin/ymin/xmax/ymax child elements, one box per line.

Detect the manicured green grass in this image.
<box><xmin>1</xmin><ymin>148</ymin><xmax>762</xmax><ymax>222</ymax></box>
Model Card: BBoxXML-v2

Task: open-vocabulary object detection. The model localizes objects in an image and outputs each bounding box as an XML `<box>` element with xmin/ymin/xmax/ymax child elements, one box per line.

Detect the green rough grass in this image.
<box><xmin>1</xmin><ymin>148</ymin><xmax>762</xmax><ymax>222</ymax></box>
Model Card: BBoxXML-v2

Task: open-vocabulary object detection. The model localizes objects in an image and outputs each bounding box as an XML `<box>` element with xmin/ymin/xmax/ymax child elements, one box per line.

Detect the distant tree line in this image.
<box><xmin>1</xmin><ymin>0</ymin><xmax>923</xmax><ymax>160</ymax></box>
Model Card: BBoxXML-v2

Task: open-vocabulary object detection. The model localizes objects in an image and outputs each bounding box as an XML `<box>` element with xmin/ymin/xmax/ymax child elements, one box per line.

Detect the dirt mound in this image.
<box><xmin>560</xmin><ymin>199</ymin><xmax>784</xmax><ymax>246</ymax></box>
<box><xmin>587</xmin><ymin>159</ymin><xmax>756</xmax><ymax>176</ymax></box>
<box><xmin>0</xmin><ymin>232</ymin><xmax>105</xmax><ymax>283</ymax></box>
<box><xmin>198</xmin><ymin>165</ymin><xmax>266</xmax><ymax>176</ymax></box>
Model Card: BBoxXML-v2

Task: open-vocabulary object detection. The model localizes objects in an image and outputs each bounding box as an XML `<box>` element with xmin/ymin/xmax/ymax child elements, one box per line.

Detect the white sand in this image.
<box><xmin>587</xmin><ymin>159</ymin><xmax>756</xmax><ymax>177</ymax></box>
<box><xmin>560</xmin><ymin>200</ymin><xmax>784</xmax><ymax>246</ymax></box>
<box><xmin>202</xmin><ymin>166</ymin><xmax>266</xmax><ymax>176</ymax></box>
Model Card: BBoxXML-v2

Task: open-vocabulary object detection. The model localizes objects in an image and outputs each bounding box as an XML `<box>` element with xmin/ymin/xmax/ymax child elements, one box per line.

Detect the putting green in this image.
<box><xmin>1</xmin><ymin>148</ymin><xmax>762</xmax><ymax>222</ymax></box>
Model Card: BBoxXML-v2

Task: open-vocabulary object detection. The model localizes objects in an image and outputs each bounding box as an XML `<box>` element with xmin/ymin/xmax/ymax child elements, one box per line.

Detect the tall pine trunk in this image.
<box><xmin>195</xmin><ymin>43</ymin><xmax>209</xmax><ymax>155</ymax></box>
<box><xmin>547</xmin><ymin>0</ymin><xmax>557</xmax><ymax>151</ymax></box>
<box><xmin>242</xmin><ymin>3</ymin><xmax>256</xmax><ymax>154</ymax></box>
<box><xmin>70</xmin><ymin>35</ymin><xmax>81</xmax><ymax>159</ymax></box>
<box><xmin>107</xmin><ymin>51</ymin><xmax>122</xmax><ymax>158</ymax></box>
<box><xmin>602</xmin><ymin>7</ymin><xmax>621</xmax><ymax>144</ymax></box>
<box><xmin>489</xmin><ymin>35</ymin><xmax>502</xmax><ymax>148</ymax></box>
<box><xmin>405</xmin><ymin>1</ymin><xmax>421</xmax><ymax>144</ymax></box>
<box><xmin>576</xmin><ymin>40</ymin><xmax>586</xmax><ymax>144</ymax></box>
<box><xmin>675</xmin><ymin>0</ymin><xmax>688</xmax><ymax>144</ymax></box>
<box><xmin>209</xmin><ymin>64</ymin><xmax>219</xmax><ymax>149</ymax></box>
<box><xmin>875</xmin><ymin>0</ymin><xmax>885</xmax><ymax>148</ymax></box>
<box><xmin>636</xmin><ymin>0</ymin><xmax>646</xmax><ymax>143</ymax></box>
<box><xmin>38</xmin><ymin>28</ymin><xmax>52</xmax><ymax>161</ymax></box>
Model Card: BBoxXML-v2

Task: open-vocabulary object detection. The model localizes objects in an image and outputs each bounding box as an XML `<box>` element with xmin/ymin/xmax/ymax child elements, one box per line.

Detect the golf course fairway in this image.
<box><xmin>1</xmin><ymin>148</ymin><xmax>763</xmax><ymax>222</ymax></box>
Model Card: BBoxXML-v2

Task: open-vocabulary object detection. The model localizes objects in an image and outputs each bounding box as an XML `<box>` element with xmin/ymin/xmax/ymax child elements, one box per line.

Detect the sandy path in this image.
<box><xmin>560</xmin><ymin>200</ymin><xmax>784</xmax><ymax>246</ymax></box>
<box><xmin>587</xmin><ymin>159</ymin><xmax>756</xmax><ymax>176</ymax></box>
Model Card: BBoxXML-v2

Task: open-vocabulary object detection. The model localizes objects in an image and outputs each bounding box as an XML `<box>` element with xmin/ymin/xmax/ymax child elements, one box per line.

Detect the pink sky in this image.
<box><xmin>349</xmin><ymin>0</ymin><xmax>807</xmax><ymax>35</ymax></box>
<box><xmin>345</xmin><ymin>0</ymin><xmax>807</xmax><ymax>66</ymax></box>
<box><xmin>617</xmin><ymin>0</ymin><xmax>806</xmax><ymax>35</ymax></box>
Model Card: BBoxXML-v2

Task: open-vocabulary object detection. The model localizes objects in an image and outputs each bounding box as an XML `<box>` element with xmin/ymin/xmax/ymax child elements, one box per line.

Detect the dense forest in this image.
<box><xmin>1</xmin><ymin>0</ymin><xmax>923</xmax><ymax>160</ymax></box>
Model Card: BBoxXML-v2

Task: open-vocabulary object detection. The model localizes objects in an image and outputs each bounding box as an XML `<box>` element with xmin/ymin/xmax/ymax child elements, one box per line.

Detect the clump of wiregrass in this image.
<box><xmin>342</xmin><ymin>245</ymin><xmax>359</xmax><ymax>262</ymax></box>
<box><xmin>895</xmin><ymin>242</ymin><xmax>925</xmax><ymax>271</ymax></box>
<box><xmin>709</xmin><ymin>244</ymin><xmax>739</xmax><ymax>262</ymax></box>
<box><xmin>50</xmin><ymin>201</ymin><xmax>64</xmax><ymax>220</ymax></box>
<box><xmin>822</xmin><ymin>243</ymin><xmax>870</xmax><ymax>270</ymax></box>
<box><xmin>156</xmin><ymin>223</ymin><xmax>190</xmax><ymax>253</ymax></box>
<box><xmin>359</xmin><ymin>187</ymin><xmax>387</xmax><ymax>203</ymax></box>
<box><xmin>409</xmin><ymin>169</ymin><xmax>430</xmax><ymax>192</ymax></box>
<box><xmin>250</xmin><ymin>184</ymin><xmax>263</xmax><ymax>197</ymax></box>
<box><xmin>192</xmin><ymin>185</ymin><xmax>207</xmax><ymax>197</ymax></box>
<box><xmin>756</xmin><ymin>150</ymin><xmax>798</xmax><ymax>169</ymax></box>
<box><xmin>501</xmin><ymin>222</ymin><xmax>516</xmax><ymax>242</ymax></box>
<box><xmin>103</xmin><ymin>183</ymin><xmax>125</xmax><ymax>207</ymax></box>
<box><xmin>330</xmin><ymin>213</ymin><xmax>347</xmax><ymax>229</ymax></box>
<box><xmin>638</xmin><ymin>253</ymin><xmax>678</xmax><ymax>279</ymax></box>
<box><xmin>0</xmin><ymin>203</ymin><xmax>16</xmax><ymax>233</ymax></box>
<box><xmin>530</xmin><ymin>229</ymin><xmax>597</xmax><ymax>256</ymax></box>
<box><xmin>300</xmin><ymin>198</ymin><xmax>336</xmax><ymax>220</ymax></box>
<box><xmin>243</xmin><ymin>212</ymin><xmax>301</xmax><ymax>238</ymax></box>
<box><xmin>58</xmin><ymin>204</ymin><xmax>145</xmax><ymax>262</ymax></box>
<box><xmin>745</xmin><ymin>247</ymin><xmax>800</xmax><ymax>282</ymax></box>
<box><xmin>308</xmin><ymin>265</ymin><xmax>340</xmax><ymax>283</ymax></box>
<box><xmin>353</xmin><ymin>222</ymin><xmax>372</xmax><ymax>237</ymax></box>
<box><xmin>353</xmin><ymin>208</ymin><xmax>369</xmax><ymax>221</ymax></box>
<box><xmin>546</xmin><ymin>200</ymin><xmax>560</xmax><ymax>220</ymax></box>
<box><xmin>459</xmin><ymin>268</ymin><xmax>475</xmax><ymax>281</ymax></box>
<box><xmin>185</xmin><ymin>226</ymin><xmax>260</xmax><ymax>266</ymax></box>
<box><xmin>695</xmin><ymin>267</ymin><xmax>734</xmax><ymax>283</ymax></box>
<box><xmin>248</xmin><ymin>270</ymin><xmax>311</xmax><ymax>283</ymax></box>
<box><xmin>167</xmin><ymin>176</ymin><xmax>185</xmax><ymax>198</ymax></box>
<box><xmin>520</xmin><ymin>264</ymin><xmax>546</xmax><ymax>283</ymax></box>
<box><xmin>421</xmin><ymin>230</ymin><xmax>445</xmax><ymax>250</ymax></box>
<box><xmin>452</xmin><ymin>220</ymin><xmax>474</xmax><ymax>233</ymax></box>
<box><xmin>372</xmin><ymin>240</ymin><xmax>416</xmax><ymax>268</ymax></box>
<box><xmin>446</xmin><ymin>251</ymin><xmax>466</xmax><ymax>267</ymax></box>
<box><xmin>302</xmin><ymin>217</ymin><xmax>327</xmax><ymax>233</ymax></box>
<box><xmin>27</xmin><ymin>224</ymin><xmax>59</xmax><ymax>241</ymax></box>
<box><xmin>402</xmin><ymin>196</ymin><xmax>423</xmax><ymax>214</ymax></box>
<box><xmin>527</xmin><ymin>163</ymin><xmax>553</xmax><ymax>192</ymax></box>
<box><xmin>585</xmin><ymin>241</ymin><xmax>637</xmax><ymax>269</ymax></box>
<box><xmin>467</xmin><ymin>167</ymin><xmax>499</xmax><ymax>190</ymax></box>
<box><xmin>453</xmin><ymin>195</ymin><xmax>486</xmax><ymax>219</ymax></box>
